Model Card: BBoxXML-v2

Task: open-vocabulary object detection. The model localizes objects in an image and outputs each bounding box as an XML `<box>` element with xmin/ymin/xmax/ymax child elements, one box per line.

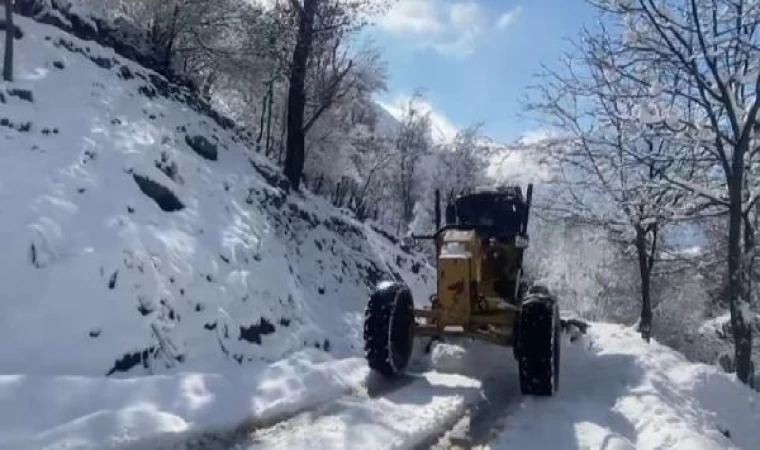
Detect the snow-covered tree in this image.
<box><xmin>303</xmin><ymin>47</ymin><xmax>388</xmax><ymax>194</ymax></box>
<box><xmin>393</xmin><ymin>93</ymin><xmax>432</xmax><ymax>233</ymax></box>
<box><xmin>590</xmin><ymin>0</ymin><xmax>760</xmax><ymax>384</ymax></box>
<box><xmin>528</xmin><ymin>23</ymin><xmax>687</xmax><ymax>342</ymax></box>
<box><xmin>525</xmin><ymin>218</ymin><xmax>640</xmax><ymax>322</ymax></box>
<box><xmin>432</xmin><ymin>124</ymin><xmax>491</xmax><ymax>198</ymax></box>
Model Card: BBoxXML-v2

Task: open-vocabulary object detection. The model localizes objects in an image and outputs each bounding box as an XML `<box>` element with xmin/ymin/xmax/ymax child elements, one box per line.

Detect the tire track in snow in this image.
<box><xmin>132</xmin><ymin>343</ymin><xmax>520</xmax><ymax>450</ymax></box>
<box><xmin>134</xmin><ymin>370</ymin><xmax>440</xmax><ymax>450</ymax></box>
<box><xmin>234</xmin><ymin>370</ymin><xmax>485</xmax><ymax>450</ymax></box>
<box><xmin>232</xmin><ymin>342</ymin><xmax>521</xmax><ymax>450</ymax></box>
<box><xmin>423</xmin><ymin>373</ymin><xmax>522</xmax><ymax>450</ymax></box>
<box><xmin>236</xmin><ymin>372</ymin><xmax>423</xmax><ymax>447</ymax></box>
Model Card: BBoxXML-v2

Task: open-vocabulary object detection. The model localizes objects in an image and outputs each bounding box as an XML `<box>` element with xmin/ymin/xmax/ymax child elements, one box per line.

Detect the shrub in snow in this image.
<box><xmin>249</xmin><ymin>159</ymin><xmax>290</xmax><ymax>191</ymax></box>
<box><xmin>0</xmin><ymin>19</ymin><xmax>24</xmax><ymax>39</ymax></box>
<box><xmin>132</xmin><ymin>174</ymin><xmax>184</xmax><ymax>212</ymax></box>
<box><xmin>138</xmin><ymin>85</ymin><xmax>157</xmax><ymax>99</ymax></box>
<box><xmin>185</xmin><ymin>135</ymin><xmax>218</xmax><ymax>161</ymax></box>
<box><xmin>90</xmin><ymin>55</ymin><xmax>113</xmax><ymax>69</ymax></box>
<box><xmin>155</xmin><ymin>152</ymin><xmax>182</xmax><ymax>183</ymax></box>
<box><xmin>118</xmin><ymin>64</ymin><xmax>133</xmax><ymax>80</ymax></box>
<box><xmin>106</xmin><ymin>346</ymin><xmax>154</xmax><ymax>375</ymax></box>
<box><xmin>239</xmin><ymin>318</ymin><xmax>277</xmax><ymax>345</ymax></box>
<box><xmin>7</xmin><ymin>88</ymin><xmax>34</xmax><ymax>102</ymax></box>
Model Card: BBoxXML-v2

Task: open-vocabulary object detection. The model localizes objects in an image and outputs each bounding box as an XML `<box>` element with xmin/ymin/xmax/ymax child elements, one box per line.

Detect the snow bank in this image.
<box><xmin>0</xmin><ymin>350</ymin><xmax>368</xmax><ymax>450</ymax></box>
<box><xmin>488</xmin><ymin>323</ymin><xmax>760</xmax><ymax>450</ymax></box>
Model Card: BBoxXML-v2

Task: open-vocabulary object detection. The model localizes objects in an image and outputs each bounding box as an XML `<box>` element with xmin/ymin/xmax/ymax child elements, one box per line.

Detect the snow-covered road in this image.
<box><xmin>5</xmin><ymin>323</ymin><xmax>760</xmax><ymax>450</ymax></box>
<box><xmin>242</xmin><ymin>372</ymin><xmax>482</xmax><ymax>450</ymax></box>
<box><xmin>230</xmin><ymin>340</ymin><xmax>520</xmax><ymax>450</ymax></box>
<box><xmin>233</xmin><ymin>324</ymin><xmax>760</xmax><ymax>450</ymax></box>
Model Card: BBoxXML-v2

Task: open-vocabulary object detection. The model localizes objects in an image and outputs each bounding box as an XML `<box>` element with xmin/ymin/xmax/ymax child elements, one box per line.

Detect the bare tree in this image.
<box><xmin>283</xmin><ymin>0</ymin><xmax>317</xmax><ymax>189</ymax></box>
<box><xmin>3</xmin><ymin>0</ymin><xmax>13</xmax><ymax>82</ymax></box>
<box><xmin>283</xmin><ymin>0</ymin><xmax>390</xmax><ymax>189</ymax></box>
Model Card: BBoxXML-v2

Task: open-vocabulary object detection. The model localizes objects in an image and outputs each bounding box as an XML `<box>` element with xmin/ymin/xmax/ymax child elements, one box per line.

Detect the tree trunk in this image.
<box><xmin>743</xmin><ymin>212</ymin><xmax>756</xmax><ymax>306</ymax></box>
<box><xmin>399</xmin><ymin>155</ymin><xmax>414</xmax><ymax>226</ymax></box>
<box><xmin>265</xmin><ymin>80</ymin><xmax>274</xmax><ymax>156</ymax></box>
<box><xmin>256</xmin><ymin>88</ymin><xmax>268</xmax><ymax>152</ymax></box>
<box><xmin>200</xmin><ymin>72</ymin><xmax>216</xmax><ymax>103</ymax></box>
<box><xmin>635</xmin><ymin>226</ymin><xmax>653</xmax><ymax>343</ymax></box>
<box><xmin>283</xmin><ymin>0</ymin><xmax>316</xmax><ymax>190</ymax></box>
<box><xmin>729</xmin><ymin>143</ymin><xmax>753</xmax><ymax>384</ymax></box>
<box><xmin>3</xmin><ymin>0</ymin><xmax>13</xmax><ymax>82</ymax></box>
<box><xmin>157</xmin><ymin>5</ymin><xmax>179</xmax><ymax>71</ymax></box>
<box><xmin>313</xmin><ymin>175</ymin><xmax>323</xmax><ymax>195</ymax></box>
<box><xmin>278</xmin><ymin>106</ymin><xmax>287</xmax><ymax>165</ymax></box>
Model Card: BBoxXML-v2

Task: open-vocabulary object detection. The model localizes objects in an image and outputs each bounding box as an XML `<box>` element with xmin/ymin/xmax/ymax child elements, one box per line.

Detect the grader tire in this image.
<box><xmin>364</xmin><ymin>282</ymin><xmax>415</xmax><ymax>378</ymax></box>
<box><xmin>517</xmin><ymin>290</ymin><xmax>560</xmax><ymax>396</ymax></box>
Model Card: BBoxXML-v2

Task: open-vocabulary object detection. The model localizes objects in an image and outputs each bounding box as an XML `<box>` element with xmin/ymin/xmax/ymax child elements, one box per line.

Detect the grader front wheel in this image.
<box><xmin>363</xmin><ymin>282</ymin><xmax>415</xmax><ymax>378</ymax></box>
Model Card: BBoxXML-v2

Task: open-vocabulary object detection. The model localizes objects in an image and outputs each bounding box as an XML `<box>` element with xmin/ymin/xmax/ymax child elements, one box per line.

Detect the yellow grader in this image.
<box><xmin>363</xmin><ymin>185</ymin><xmax>561</xmax><ymax>396</ymax></box>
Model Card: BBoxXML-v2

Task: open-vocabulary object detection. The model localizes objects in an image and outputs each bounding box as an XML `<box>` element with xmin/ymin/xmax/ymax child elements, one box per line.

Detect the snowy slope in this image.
<box><xmin>0</xmin><ymin>9</ymin><xmax>436</xmax><ymax>450</ymax></box>
<box><xmin>0</xmin><ymin>12</ymin><xmax>432</xmax><ymax>376</ymax></box>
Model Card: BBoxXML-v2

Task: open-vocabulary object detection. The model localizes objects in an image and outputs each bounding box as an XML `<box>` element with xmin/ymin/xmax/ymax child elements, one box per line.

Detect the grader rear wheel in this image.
<box><xmin>363</xmin><ymin>282</ymin><xmax>415</xmax><ymax>378</ymax></box>
<box><xmin>517</xmin><ymin>289</ymin><xmax>560</xmax><ymax>396</ymax></box>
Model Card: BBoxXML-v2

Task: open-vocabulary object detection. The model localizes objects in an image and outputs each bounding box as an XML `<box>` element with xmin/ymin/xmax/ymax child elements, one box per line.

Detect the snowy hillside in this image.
<box><xmin>0</xmin><ymin>13</ymin><xmax>432</xmax><ymax>377</ymax></box>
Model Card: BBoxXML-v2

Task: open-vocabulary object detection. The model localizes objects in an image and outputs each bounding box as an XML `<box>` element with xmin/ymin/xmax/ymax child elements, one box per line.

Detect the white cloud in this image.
<box><xmin>449</xmin><ymin>2</ymin><xmax>481</xmax><ymax>30</ymax></box>
<box><xmin>377</xmin><ymin>94</ymin><xmax>459</xmax><ymax>143</ymax></box>
<box><xmin>379</xmin><ymin>0</ymin><xmax>443</xmax><ymax>36</ymax></box>
<box><xmin>434</xmin><ymin>2</ymin><xmax>485</xmax><ymax>55</ymax></box>
<box><xmin>497</xmin><ymin>5</ymin><xmax>522</xmax><ymax>30</ymax></box>
<box><xmin>378</xmin><ymin>0</ymin><xmax>487</xmax><ymax>57</ymax></box>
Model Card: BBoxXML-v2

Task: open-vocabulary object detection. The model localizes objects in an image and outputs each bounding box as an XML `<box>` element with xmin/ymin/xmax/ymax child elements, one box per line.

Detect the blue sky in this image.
<box><xmin>368</xmin><ymin>0</ymin><xmax>598</xmax><ymax>143</ymax></box>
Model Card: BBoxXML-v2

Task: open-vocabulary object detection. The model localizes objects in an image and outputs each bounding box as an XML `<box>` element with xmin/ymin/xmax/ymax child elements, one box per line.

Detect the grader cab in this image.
<box><xmin>363</xmin><ymin>184</ymin><xmax>562</xmax><ymax>396</ymax></box>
